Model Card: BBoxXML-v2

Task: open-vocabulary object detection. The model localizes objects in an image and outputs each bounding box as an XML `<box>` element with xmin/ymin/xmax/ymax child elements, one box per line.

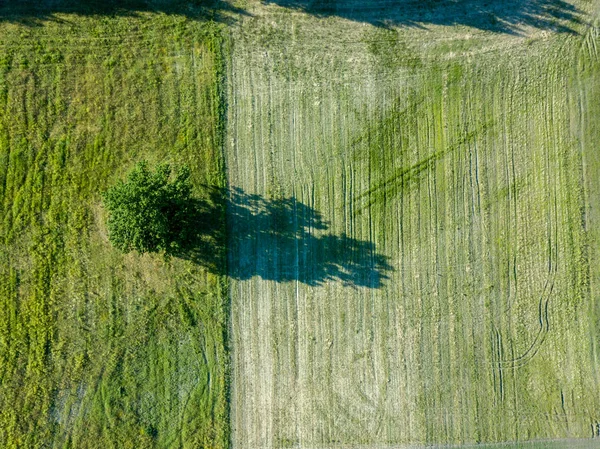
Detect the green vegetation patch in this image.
<box><xmin>349</xmin><ymin>48</ymin><xmax>599</xmax><ymax>444</ymax></box>
<box><xmin>0</xmin><ymin>8</ymin><xmax>228</xmax><ymax>449</ymax></box>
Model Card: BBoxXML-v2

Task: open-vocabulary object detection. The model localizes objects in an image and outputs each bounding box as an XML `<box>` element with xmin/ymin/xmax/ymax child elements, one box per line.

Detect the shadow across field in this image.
<box><xmin>0</xmin><ymin>0</ymin><xmax>247</xmax><ymax>24</ymax></box>
<box><xmin>262</xmin><ymin>0</ymin><xmax>584</xmax><ymax>34</ymax></box>
<box><xmin>172</xmin><ymin>186</ymin><xmax>392</xmax><ymax>288</ymax></box>
<box><xmin>0</xmin><ymin>0</ymin><xmax>584</xmax><ymax>34</ymax></box>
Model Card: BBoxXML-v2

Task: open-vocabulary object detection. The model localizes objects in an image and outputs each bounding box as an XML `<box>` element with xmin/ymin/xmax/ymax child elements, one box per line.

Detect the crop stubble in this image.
<box><xmin>227</xmin><ymin>1</ymin><xmax>600</xmax><ymax>447</ymax></box>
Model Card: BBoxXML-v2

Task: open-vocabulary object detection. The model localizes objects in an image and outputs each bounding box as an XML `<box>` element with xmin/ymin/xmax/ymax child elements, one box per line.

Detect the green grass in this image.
<box><xmin>352</xmin><ymin>46</ymin><xmax>597</xmax><ymax>444</ymax></box>
<box><xmin>0</xmin><ymin>9</ymin><xmax>228</xmax><ymax>449</ymax></box>
<box><xmin>3</xmin><ymin>2</ymin><xmax>600</xmax><ymax>449</ymax></box>
<box><xmin>575</xmin><ymin>23</ymin><xmax>600</xmax><ymax>389</ymax></box>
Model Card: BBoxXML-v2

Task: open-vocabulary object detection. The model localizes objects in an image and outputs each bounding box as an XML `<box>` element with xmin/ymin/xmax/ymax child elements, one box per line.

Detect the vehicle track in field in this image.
<box><xmin>226</xmin><ymin>1</ymin><xmax>600</xmax><ymax>447</ymax></box>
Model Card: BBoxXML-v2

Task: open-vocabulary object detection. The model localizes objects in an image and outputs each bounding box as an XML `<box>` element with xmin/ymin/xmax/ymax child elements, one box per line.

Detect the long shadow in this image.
<box><xmin>262</xmin><ymin>0</ymin><xmax>584</xmax><ymax>34</ymax></box>
<box><xmin>172</xmin><ymin>186</ymin><xmax>392</xmax><ymax>288</ymax></box>
<box><xmin>0</xmin><ymin>0</ymin><xmax>248</xmax><ymax>24</ymax></box>
<box><xmin>0</xmin><ymin>0</ymin><xmax>585</xmax><ymax>35</ymax></box>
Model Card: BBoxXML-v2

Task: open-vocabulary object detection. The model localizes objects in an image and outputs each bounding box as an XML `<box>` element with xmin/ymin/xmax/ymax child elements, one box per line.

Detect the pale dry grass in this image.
<box><xmin>226</xmin><ymin>1</ymin><xmax>600</xmax><ymax>448</ymax></box>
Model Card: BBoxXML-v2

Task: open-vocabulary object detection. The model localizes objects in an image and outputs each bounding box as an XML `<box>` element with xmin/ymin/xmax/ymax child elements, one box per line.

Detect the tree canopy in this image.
<box><xmin>103</xmin><ymin>161</ymin><xmax>194</xmax><ymax>255</ymax></box>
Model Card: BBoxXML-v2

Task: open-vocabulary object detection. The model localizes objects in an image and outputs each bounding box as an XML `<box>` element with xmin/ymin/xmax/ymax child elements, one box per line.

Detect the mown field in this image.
<box><xmin>3</xmin><ymin>1</ymin><xmax>600</xmax><ymax>449</ymax></box>
<box><xmin>0</xmin><ymin>3</ymin><xmax>229</xmax><ymax>448</ymax></box>
<box><xmin>226</xmin><ymin>0</ymin><xmax>600</xmax><ymax>448</ymax></box>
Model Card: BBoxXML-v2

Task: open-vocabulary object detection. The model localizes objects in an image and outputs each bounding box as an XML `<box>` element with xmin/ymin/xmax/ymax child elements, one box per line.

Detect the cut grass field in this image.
<box><xmin>3</xmin><ymin>1</ymin><xmax>600</xmax><ymax>449</ymax></box>
<box><xmin>0</xmin><ymin>5</ymin><xmax>229</xmax><ymax>448</ymax></box>
<box><xmin>226</xmin><ymin>0</ymin><xmax>600</xmax><ymax>447</ymax></box>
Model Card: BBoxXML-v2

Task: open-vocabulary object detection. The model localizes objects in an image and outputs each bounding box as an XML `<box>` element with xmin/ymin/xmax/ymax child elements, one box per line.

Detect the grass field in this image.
<box><xmin>0</xmin><ymin>4</ymin><xmax>229</xmax><ymax>448</ymax></box>
<box><xmin>2</xmin><ymin>1</ymin><xmax>600</xmax><ymax>448</ymax></box>
<box><xmin>226</xmin><ymin>0</ymin><xmax>600</xmax><ymax>447</ymax></box>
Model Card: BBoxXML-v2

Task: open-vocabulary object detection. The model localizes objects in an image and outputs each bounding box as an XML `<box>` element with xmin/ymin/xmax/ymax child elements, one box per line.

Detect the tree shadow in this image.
<box><xmin>261</xmin><ymin>0</ymin><xmax>584</xmax><ymax>34</ymax></box>
<box><xmin>0</xmin><ymin>0</ymin><xmax>585</xmax><ymax>35</ymax></box>
<box><xmin>172</xmin><ymin>186</ymin><xmax>392</xmax><ymax>288</ymax></box>
<box><xmin>0</xmin><ymin>0</ymin><xmax>248</xmax><ymax>24</ymax></box>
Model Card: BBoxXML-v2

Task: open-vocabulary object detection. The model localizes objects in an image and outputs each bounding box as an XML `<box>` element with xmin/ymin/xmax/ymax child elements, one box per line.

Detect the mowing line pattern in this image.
<box><xmin>227</xmin><ymin>1</ymin><xmax>600</xmax><ymax>447</ymax></box>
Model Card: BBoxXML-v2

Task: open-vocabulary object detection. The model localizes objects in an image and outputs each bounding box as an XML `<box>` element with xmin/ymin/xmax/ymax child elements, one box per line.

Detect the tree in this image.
<box><xmin>103</xmin><ymin>161</ymin><xmax>194</xmax><ymax>255</ymax></box>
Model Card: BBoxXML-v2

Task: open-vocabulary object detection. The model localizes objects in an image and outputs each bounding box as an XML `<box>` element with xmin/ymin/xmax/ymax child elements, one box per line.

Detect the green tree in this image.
<box><xmin>103</xmin><ymin>161</ymin><xmax>194</xmax><ymax>255</ymax></box>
